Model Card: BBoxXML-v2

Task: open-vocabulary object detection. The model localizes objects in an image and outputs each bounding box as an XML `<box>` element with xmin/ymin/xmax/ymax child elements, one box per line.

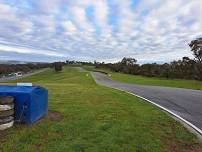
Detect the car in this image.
<box><xmin>8</xmin><ymin>73</ymin><xmax>15</xmax><ymax>77</ymax></box>
<box><xmin>14</xmin><ymin>72</ymin><xmax>23</xmax><ymax>77</ymax></box>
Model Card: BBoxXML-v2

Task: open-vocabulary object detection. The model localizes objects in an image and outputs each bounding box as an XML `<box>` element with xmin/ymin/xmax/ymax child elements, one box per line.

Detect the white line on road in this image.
<box><xmin>91</xmin><ymin>72</ymin><xmax>202</xmax><ymax>138</ymax></box>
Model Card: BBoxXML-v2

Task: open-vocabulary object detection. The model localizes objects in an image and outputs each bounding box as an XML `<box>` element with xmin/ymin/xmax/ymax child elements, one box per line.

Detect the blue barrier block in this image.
<box><xmin>0</xmin><ymin>86</ymin><xmax>48</xmax><ymax>125</ymax></box>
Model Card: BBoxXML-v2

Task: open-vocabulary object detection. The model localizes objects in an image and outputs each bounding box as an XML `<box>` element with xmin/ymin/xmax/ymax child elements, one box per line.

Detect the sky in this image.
<box><xmin>0</xmin><ymin>0</ymin><xmax>202</xmax><ymax>63</ymax></box>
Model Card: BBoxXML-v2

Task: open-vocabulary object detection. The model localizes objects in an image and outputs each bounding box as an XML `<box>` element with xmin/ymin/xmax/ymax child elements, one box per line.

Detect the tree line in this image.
<box><xmin>95</xmin><ymin>38</ymin><xmax>202</xmax><ymax>80</ymax></box>
<box><xmin>0</xmin><ymin>63</ymin><xmax>50</xmax><ymax>76</ymax></box>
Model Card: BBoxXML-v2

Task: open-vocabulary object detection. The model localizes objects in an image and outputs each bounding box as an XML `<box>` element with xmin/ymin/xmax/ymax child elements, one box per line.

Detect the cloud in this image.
<box><xmin>0</xmin><ymin>0</ymin><xmax>201</xmax><ymax>63</ymax></box>
<box><xmin>0</xmin><ymin>44</ymin><xmax>65</xmax><ymax>57</ymax></box>
<box><xmin>0</xmin><ymin>3</ymin><xmax>33</xmax><ymax>36</ymax></box>
<box><xmin>93</xmin><ymin>0</ymin><xmax>111</xmax><ymax>33</ymax></box>
<box><xmin>62</xmin><ymin>21</ymin><xmax>77</xmax><ymax>35</ymax></box>
<box><xmin>30</xmin><ymin>15</ymin><xmax>56</xmax><ymax>36</ymax></box>
<box><xmin>70</xmin><ymin>6</ymin><xmax>95</xmax><ymax>33</ymax></box>
<box><xmin>32</xmin><ymin>0</ymin><xmax>62</xmax><ymax>13</ymax></box>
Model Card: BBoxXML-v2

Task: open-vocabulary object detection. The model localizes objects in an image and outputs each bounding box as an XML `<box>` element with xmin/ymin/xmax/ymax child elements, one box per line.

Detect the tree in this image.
<box><xmin>121</xmin><ymin>57</ymin><xmax>137</xmax><ymax>66</ymax></box>
<box><xmin>161</xmin><ymin>63</ymin><xmax>170</xmax><ymax>79</ymax></box>
<box><xmin>189</xmin><ymin>38</ymin><xmax>202</xmax><ymax>80</ymax></box>
<box><xmin>189</xmin><ymin>38</ymin><xmax>202</xmax><ymax>62</ymax></box>
<box><xmin>54</xmin><ymin>62</ymin><xmax>63</xmax><ymax>72</ymax></box>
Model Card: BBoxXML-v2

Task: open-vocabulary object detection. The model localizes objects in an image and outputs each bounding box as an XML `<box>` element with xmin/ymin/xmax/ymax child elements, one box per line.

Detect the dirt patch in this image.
<box><xmin>165</xmin><ymin>138</ymin><xmax>202</xmax><ymax>152</ymax></box>
<box><xmin>163</xmin><ymin>122</ymin><xmax>202</xmax><ymax>152</ymax></box>
<box><xmin>0</xmin><ymin>130</ymin><xmax>8</xmax><ymax>142</ymax></box>
<box><xmin>48</xmin><ymin>111</ymin><xmax>64</xmax><ymax>121</ymax></box>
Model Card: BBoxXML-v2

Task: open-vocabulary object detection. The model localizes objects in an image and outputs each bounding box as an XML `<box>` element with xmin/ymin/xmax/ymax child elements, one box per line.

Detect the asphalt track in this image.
<box><xmin>91</xmin><ymin>72</ymin><xmax>202</xmax><ymax>135</ymax></box>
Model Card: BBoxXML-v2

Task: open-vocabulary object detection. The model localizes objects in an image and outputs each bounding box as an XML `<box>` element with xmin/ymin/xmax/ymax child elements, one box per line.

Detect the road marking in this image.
<box><xmin>91</xmin><ymin>72</ymin><xmax>202</xmax><ymax>137</ymax></box>
<box><xmin>114</xmin><ymin>87</ymin><xmax>202</xmax><ymax>136</ymax></box>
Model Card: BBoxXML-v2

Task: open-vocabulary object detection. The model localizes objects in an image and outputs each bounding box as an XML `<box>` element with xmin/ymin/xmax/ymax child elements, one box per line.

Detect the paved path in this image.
<box><xmin>91</xmin><ymin>72</ymin><xmax>202</xmax><ymax>134</ymax></box>
<box><xmin>0</xmin><ymin>68</ymin><xmax>48</xmax><ymax>82</ymax></box>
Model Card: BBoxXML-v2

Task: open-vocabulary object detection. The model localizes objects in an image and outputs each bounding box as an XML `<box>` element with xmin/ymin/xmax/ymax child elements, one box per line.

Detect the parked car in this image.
<box><xmin>14</xmin><ymin>72</ymin><xmax>23</xmax><ymax>77</ymax></box>
<box><xmin>8</xmin><ymin>73</ymin><xmax>15</xmax><ymax>77</ymax></box>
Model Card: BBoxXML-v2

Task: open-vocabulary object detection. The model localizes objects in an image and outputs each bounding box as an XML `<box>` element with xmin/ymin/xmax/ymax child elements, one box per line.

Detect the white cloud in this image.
<box><xmin>93</xmin><ymin>0</ymin><xmax>110</xmax><ymax>32</ymax></box>
<box><xmin>33</xmin><ymin>15</ymin><xmax>55</xmax><ymax>33</ymax></box>
<box><xmin>62</xmin><ymin>21</ymin><xmax>77</xmax><ymax>34</ymax></box>
<box><xmin>70</xmin><ymin>6</ymin><xmax>95</xmax><ymax>32</ymax></box>
<box><xmin>0</xmin><ymin>3</ymin><xmax>33</xmax><ymax>36</ymax></box>
<box><xmin>0</xmin><ymin>3</ymin><xmax>12</xmax><ymax>14</ymax></box>
<box><xmin>0</xmin><ymin>44</ymin><xmax>65</xmax><ymax>57</ymax></box>
<box><xmin>33</xmin><ymin>0</ymin><xmax>61</xmax><ymax>13</ymax></box>
<box><xmin>0</xmin><ymin>0</ymin><xmax>202</xmax><ymax>63</ymax></box>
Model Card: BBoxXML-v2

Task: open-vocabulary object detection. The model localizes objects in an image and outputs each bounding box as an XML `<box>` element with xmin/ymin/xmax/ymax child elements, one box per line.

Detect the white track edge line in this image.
<box><xmin>91</xmin><ymin>72</ymin><xmax>202</xmax><ymax>136</ymax></box>
<box><xmin>112</xmin><ymin>87</ymin><xmax>202</xmax><ymax>135</ymax></box>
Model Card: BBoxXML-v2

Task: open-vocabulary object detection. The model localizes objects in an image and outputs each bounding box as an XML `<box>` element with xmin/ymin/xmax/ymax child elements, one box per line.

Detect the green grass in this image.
<box><xmin>110</xmin><ymin>72</ymin><xmax>202</xmax><ymax>90</ymax></box>
<box><xmin>0</xmin><ymin>67</ymin><xmax>201</xmax><ymax>152</ymax></box>
<box><xmin>83</xmin><ymin>66</ymin><xmax>202</xmax><ymax>90</ymax></box>
<box><xmin>82</xmin><ymin>65</ymin><xmax>95</xmax><ymax>71</ymax></box>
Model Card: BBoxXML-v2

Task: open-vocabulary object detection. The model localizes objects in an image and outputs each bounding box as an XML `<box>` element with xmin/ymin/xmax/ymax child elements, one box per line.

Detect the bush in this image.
<box><xmin>54</xmin><ymin>62</ymin><xmax>63</xmax><ymax>72</ymax></box>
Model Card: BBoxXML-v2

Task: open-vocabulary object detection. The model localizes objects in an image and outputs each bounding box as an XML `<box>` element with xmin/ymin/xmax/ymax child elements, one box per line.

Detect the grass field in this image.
<box><xmin>82</xmin><ymin>66</ymin><xmax>202</xmax><ymax>90</ymax></box>
<box><xmin>110</xmin><ymin>73</ymin><xmax>202</xmax><ymax>90</ymax></box>
<box><xmin>0</xmin><ymin>67</ymin><xmax>201</xmax><ymax>152</ymax></box>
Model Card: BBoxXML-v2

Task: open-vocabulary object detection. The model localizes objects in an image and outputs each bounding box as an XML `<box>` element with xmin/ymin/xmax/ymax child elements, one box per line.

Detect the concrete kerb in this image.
<box><xmin>91</xmin><ymin>72</ymin><xmax>202</xmax><ymax>140</ymax></box>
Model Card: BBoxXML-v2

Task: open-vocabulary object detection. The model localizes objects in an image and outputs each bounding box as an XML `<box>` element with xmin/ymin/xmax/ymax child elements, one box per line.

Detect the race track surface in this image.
<box><xmin>91</xmin><ymin>72</ymin><xmax>202</xmax><ymax>132</ymax></box>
